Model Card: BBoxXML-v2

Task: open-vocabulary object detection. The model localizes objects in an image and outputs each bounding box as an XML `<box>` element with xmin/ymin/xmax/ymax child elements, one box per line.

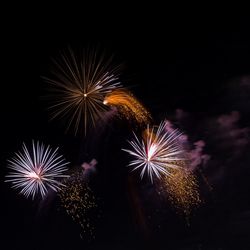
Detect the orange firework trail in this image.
<box><xmin>103</xmin><ymin>89</ymin><xmax>151</xmax><ymax>127</ymax></box>
<box><xmin>162</xmin><ymin>165</ymin><xmax>201</xmax><ymax>217</ymax></box>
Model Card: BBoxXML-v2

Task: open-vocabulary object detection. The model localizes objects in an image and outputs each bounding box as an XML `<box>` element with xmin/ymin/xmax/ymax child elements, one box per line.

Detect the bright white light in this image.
<box><xmin>26</xmin><ymin>171</ymin><xmax>40</xmax><ymax>180</ymax></box>
<box><xmin>5</xmin><ymin>141</ymin><xmax>70</xmax><ymax>199</ymax></box>
<box><xmin>123</xmin><ymin>121</ymin><xmax>184</xmax><ymax>183</ymax></box>
<box><xmin>147</xmin><ymin>143</ymin><xmax>157</xmax><ymax>161</ymax></box>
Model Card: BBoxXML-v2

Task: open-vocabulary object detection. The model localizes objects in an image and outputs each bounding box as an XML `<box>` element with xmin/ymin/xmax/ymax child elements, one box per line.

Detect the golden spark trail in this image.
<box><xmin>59</xmin><ymin>168</ymin><xmax>97</xmax><ymax>240</ymax></box>
<box><xmin>104</xmin><ymin>89</ymin><xmax>151</xmax><ymax>127</ymax></box>
<box><xmin>163</xmin><ymin>166</ymin><xmax>201</xmax><ymax>217</ymax></box>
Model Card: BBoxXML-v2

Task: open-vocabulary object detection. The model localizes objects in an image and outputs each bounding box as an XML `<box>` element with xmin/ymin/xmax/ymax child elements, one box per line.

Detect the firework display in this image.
<box><xmin>5</xmin><ymin>45</ymin><xmax>209</xmax><ymax>246</ymax></box>
<box><xmin>123</xmin><ymin>121</ymin><xmax>184</xmax><ymax>183</ymax></box>
<box><xmin>44</xmin><ymin>48</ymin><xmax>122</xmax><ymax>135</ymax></box>
<box><xmin>103</xmin><ymin>89</ymin><xmax>151</xmax><ymax>127</ymax></box>
<box><xmin>5</xmin><ymin>141</ymin><xmax>69</xmax><ymax>199</ymax></box>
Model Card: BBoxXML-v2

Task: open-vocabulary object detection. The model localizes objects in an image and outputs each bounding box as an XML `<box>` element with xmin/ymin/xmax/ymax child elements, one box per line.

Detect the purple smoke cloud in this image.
<box><xmin>187</xmin><ymin>140</ymin><xmax>211</xmax><ymax>171</ymax></box>
<box><xmin>82</xmin><ymin>158</ymin><xmax>98</xmax><ymax>171</ymax></box>
<box><xmin>81</xmin><ymin>158</ymin><xmax>98</xmax><ymax>179</ymax></box>
<box><xmin>166</xmin><ymin>102</ymin><xmax>250</xmax><ymax>187</ymax></box>
<box><xmin>164</xmin><ymin>119</ymin><xmax>210</xmax><ymax>171</ymax></box>
<box><xmin>216</xmin><ymin>111</ymin><xmax>249</xmax><ymax>149</ymax></box>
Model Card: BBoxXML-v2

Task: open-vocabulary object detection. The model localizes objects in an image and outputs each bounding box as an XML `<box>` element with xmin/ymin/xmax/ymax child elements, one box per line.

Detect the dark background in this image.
<box><xmin>1</xmin><ymin>11</ymin><xmax>250</xmax><ymax>250</ymax></box>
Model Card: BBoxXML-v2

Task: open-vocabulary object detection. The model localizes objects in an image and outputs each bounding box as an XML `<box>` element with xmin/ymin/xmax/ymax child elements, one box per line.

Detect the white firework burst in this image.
<box><xmin>122</xmin><ymin>121</ymin><xmax>184</xmax><ymax>183</ymax></box>
<box><xmin>5</xmin><ymin>141</ymin><xmax>70</xmax><ymax>199</ymax></box>
<box><xmin>43</xmin><ymin>47</ymin><xmax>122</xmax><ymax>135</ymax></box>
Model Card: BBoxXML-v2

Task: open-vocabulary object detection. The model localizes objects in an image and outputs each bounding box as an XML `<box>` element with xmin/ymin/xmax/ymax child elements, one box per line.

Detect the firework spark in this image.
<box><xmin>162</xmin><ymin>167</ymin><xmax>201</xmax><ymax>216</ymax></box>
<box><xmin>123</xmin><ymin>121</ymin><xmax>184</xmax><ymax>183</ymax></box>
<box><xmin>44</xmin><ymin>47</ymin><xmax>122</xmax><ymax>135</ymax></box>
<box><xmin>59</xmin><ymin>168</ymin><xmax>98</xmax><ymax>240</ymax></box>
<box><xmin>5</xmin><ymin>141</ymin><xmax>69</xmax><ymax>199</ymax></box>
<box><xmin>160</xmin><ymin>120</ymin><xmax>202</xmax><ymax>216</ymax></box>
<box><xmin>103</xmin><ymin>89</ymin><xmax>151</xmax><ymax>127</ymax></box>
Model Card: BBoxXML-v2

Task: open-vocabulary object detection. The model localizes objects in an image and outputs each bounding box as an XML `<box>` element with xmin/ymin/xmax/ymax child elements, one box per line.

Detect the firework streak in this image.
<box><xmin>104</xmin><ymin>89</ymin><xmax>151</xmax><ymax>127</ymax></box>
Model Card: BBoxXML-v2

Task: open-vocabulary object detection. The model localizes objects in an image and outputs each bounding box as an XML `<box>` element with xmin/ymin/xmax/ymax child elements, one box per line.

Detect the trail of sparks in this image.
<box><xmin>44</xmin><ymin>47</ymin><xmax>122</xmax><ymax>135</ymax></box>
<box><xmin>59</xmin><ymin>168</ymin><xmax>98</xmax><ymax>240</ymax></box>
<box><xmin>104</xmin><ymin>89</ymin><xmax>151</xmax><ymax>127</ymax></box>
<box><xmin>160</xmin><ymin>121</ymin><xmax>202</xmax><ymax>217</ymax></box>
<box><xmin>162</xmin><ymin>166</ymin><xmax>201</xmax><ymax>217</ymax></box>
<box><xmin>5</xmin><ymin>141</ymin><xmax>69</xmax><ymax>199</ymax></box>
<box><xmin>123</xmin><ymin>121</ymin><xmax>184</xmax><ymax>183</ymax></box>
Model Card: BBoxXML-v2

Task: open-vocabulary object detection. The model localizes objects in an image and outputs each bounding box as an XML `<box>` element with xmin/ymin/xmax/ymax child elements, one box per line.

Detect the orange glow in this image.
<box><xmin>162</xmin><ymin>166</ymin><xmax>201</xmax><ymax>216</ymax></box>
<box><xmin>104</xmin><ymin>89</ymin><xmax>151</xmax><ymax>127</ymax></box>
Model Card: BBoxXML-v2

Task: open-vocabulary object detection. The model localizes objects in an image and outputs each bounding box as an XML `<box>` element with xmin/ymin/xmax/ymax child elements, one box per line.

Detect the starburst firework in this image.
<box><xmin>5</xmin><ymin>141</ymin><xmax>69</xmax><ymax>199</ymax></box>
<box><xmin>44</xmin><ymin>47</ymin><xmax>122</xmax><ymax>135</ymax></box>
<box><xmin>123</xmin><ymin>121</ymin><xmax>184</xmax><ymax>183</ymax></box>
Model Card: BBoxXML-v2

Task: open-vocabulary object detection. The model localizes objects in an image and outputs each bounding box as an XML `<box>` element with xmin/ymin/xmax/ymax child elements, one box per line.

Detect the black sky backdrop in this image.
<box><xmin>1</xmin><ymin>13</ymin><xmax>250</xmax><ymax>250</ymax></box>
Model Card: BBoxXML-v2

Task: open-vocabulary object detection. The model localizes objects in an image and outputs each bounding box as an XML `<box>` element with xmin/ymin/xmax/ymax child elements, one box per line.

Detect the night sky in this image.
<box><xmin>1</xmin><ymin>13</ymin><xmax>250</xmax><ymax>250</ymax></box>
